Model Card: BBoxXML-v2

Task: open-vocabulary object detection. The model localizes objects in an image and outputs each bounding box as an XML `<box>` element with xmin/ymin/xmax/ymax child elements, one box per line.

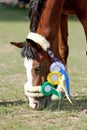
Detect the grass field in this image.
<box><xmin>0</xmin><ymin>7</ymin><xmax>87</xmax><ymax>130</ymax></box>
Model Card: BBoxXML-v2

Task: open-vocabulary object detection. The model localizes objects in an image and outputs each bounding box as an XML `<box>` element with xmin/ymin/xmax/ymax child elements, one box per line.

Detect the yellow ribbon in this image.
<box><xmin>58</xmin><ymin>78</ymin><xmax>73</xmax><ymax>104</ymax></box>
<box><xmin>47</xmin><ymin>71</ymin><xmax>61</xmax><ymax>85</ymax></box>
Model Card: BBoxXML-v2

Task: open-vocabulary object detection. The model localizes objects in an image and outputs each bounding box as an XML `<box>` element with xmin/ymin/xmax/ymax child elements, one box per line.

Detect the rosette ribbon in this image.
<box><xmin>41</xmin><ymin>81</ymin><xmax>61</xmax><ymax>99</ymax></box>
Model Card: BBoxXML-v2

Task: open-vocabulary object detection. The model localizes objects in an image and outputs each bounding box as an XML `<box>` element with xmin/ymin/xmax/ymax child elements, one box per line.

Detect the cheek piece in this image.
<box><xmin>41</xmin><ymin>49</ymin><xmax>73</xmax><ymax>109</ymax></box>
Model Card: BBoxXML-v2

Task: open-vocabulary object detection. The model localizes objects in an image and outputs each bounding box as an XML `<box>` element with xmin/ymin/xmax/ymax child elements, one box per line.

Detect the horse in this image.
<box><xmin>11</xmin><ymin>0</ymin><xmax>87</xmax><ymax>110</ymax></box>
<box><xmin>11</xmin><ymin>0</ymin><xmax>65</xmax><ymax>110</ymax></box>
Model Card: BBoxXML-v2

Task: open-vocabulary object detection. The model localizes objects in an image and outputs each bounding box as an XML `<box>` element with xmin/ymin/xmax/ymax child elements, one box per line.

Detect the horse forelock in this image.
<box><xmin>29</xmin><ymin>0</ymin><xmax>47</xmax><ymax>32</ymax></box>
<box><xmin>21</xmin><ymin>41</ymin><xmax>38</xmax><ymax>60</ymax></box>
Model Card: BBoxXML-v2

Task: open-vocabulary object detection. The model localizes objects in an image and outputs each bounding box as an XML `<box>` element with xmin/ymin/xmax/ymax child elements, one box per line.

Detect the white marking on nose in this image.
<box><xmin>24</xmin><ymin>58</ymin><xmax>33</xmax><ymax>86</ymax></box>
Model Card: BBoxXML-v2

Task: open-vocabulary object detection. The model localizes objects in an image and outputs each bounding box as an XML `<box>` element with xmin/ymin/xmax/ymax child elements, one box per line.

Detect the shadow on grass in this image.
<box><xmin>60</xmin><ymin>95</ymin><xmax>87</xmax><ymax>112</ymax></box>
<box><xmin>48</xmin><ymin>95</ymin><xmax>87</xmax><ymax>112</ymax></box>
<box><xmin>0</xmin><ymin>100</ymin><xmax>27</xmax><ymax>107</ymax></box>
<box><xmin>0</xmin><ymin>96</ymin><xmax>87</xmax><ymax>113</ymax></box>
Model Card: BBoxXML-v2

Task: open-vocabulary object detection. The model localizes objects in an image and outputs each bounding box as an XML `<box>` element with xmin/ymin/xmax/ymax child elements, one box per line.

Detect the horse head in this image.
<box><xmin>11</xmin><ymin>33</ymin><xmax>53</xmax><ymax>109</ymax></box>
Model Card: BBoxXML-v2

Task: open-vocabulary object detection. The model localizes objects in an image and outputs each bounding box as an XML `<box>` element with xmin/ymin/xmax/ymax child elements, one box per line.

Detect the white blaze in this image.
<box><xmin>24</xmin><ymin>58</ymin><xmax>43</xmax><ymax>109</ymax></box>
<box><xmin>24</xmin><ymin>58</ymin><xmax>33</xmax><ymax>86</ymax></box>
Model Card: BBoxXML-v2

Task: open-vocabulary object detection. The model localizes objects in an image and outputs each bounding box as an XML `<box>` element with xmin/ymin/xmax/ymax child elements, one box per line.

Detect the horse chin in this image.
<box><xmin>28</xmin><ymin>96</ymin><xmax>52</xmax><ymax>110</ymax></box>
<box><xmin>24</xmin><ymin>83</ymin><xmax>52</xmax><ymax>110</ymax></box>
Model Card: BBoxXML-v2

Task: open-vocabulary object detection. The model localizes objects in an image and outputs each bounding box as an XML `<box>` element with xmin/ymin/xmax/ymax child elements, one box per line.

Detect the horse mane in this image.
<box><xmin>29</xmin><ymin>0</ymin><xmax>46</xmax><ymax>32</ymax></box>
<box><xmin>22</xmin><ymin>0</ymin><xmax>47</xmax><ymax>59</ymax></box>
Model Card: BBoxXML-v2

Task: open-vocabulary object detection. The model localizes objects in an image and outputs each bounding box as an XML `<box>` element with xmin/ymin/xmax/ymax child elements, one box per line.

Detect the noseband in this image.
<box><xmin>26</xmin><ymin>32</ymin><xmax>72</xmax><ymax>104</ymax></box>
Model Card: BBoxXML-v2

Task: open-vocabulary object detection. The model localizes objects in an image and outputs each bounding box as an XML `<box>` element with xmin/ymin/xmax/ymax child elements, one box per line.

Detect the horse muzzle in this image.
<box><xmin>24</xmin><ymin>82</ymin><xmax>63</xmax><ymax>110</ymax></box>
<box><xmin>24</xmin><ymin>82</ymin><xmax>52</xmax><ymax>110</ymax></box>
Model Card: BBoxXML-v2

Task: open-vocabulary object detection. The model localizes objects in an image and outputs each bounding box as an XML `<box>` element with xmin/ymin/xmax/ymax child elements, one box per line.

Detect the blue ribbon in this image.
<box><xmin>59</xmin><ymin>68</ymin><xmax>70</xmax><ymax>96</ymax></box>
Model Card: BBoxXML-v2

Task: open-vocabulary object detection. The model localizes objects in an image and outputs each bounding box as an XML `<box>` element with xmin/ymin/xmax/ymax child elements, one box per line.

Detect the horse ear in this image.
<box><xmin>10</xmin><ymin>42</ymin><xmax>23</xmax><ymax>48</ymax></box>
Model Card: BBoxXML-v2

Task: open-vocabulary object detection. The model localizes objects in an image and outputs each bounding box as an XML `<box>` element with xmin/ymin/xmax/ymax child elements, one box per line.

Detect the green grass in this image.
<box><xmin>0</xmin><ymin>7</ymin><xmax>87</xmax><ymax>130</ymax></box>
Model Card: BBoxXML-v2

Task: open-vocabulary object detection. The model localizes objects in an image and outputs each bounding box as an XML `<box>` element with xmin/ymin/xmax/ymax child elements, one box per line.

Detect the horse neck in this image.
<box><xmin>37</xmin><ymin>0</ymin><xmax>64</xmax><ymax>58</ymax></box>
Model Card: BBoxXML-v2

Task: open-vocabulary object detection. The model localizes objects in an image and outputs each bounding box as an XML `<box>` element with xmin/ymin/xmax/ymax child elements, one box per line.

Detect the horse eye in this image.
<box><xmin>35</xmin><ymin>66</ymin><xmax>41</xmax><ymax>72</ymax></box>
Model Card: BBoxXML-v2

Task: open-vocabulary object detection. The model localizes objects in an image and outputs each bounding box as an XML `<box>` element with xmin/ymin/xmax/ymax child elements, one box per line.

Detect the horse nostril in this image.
<box><xmin>34</xmin><ymin>102</ymin><xmax>39</xmax><ymax>108</ymax></box>
<box><xmin>33</xmin><ymin>102</ymin><xmax>39</xmax><ymax>109</ymax></box>
<box><xmin>34</xmin><ymin>102</ymin><xmax>43</xmax><ymax>110</ymax></box>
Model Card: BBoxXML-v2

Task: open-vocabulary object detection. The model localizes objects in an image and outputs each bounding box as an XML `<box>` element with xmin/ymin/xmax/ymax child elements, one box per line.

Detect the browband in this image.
<box><xmin>27</xmin><ymin>32</ymin><xmax>50</xmax><ymax>51</ymax></box>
